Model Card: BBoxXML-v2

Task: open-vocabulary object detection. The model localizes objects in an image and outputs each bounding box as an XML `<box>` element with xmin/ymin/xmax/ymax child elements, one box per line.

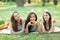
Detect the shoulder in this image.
<box><xmin>51</xmin><ymin>20</ymin><xmax>54</xmax><ymax>26</ymax></box>
<box><xmin>21</xmin><ymin>18</ymin><xmax>26</xmax><ymax>22</ymax></box>
<box><xmin>21</xmin><ymin>18</ymin><xmax>26</xmax><ymax>24</ymax></box>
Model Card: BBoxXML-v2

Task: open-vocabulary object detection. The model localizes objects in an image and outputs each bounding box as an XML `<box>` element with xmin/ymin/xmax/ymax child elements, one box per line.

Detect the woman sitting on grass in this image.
<box><xmin>25</xmin><ymin>12</ymin><xmax>40</xmax><ymax>33</ymax></box>
<box><xmin>0</xmin><ymin>12</ymin><xmax>25</xmax><ymax>34</ymax></box>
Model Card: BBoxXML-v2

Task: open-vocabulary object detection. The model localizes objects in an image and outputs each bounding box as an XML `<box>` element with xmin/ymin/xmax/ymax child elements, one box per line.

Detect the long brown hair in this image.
<box><xmin>11</xmin><ymin>12</ymin><xmax>22</xmax><ymax>32</ymax></box>
<box><xmin>25</xmin><ymin>12</ymin><xmax>37</xmax><ymax>32</ymax></box>
<box><xmin>43</xmin><ymin>12</ymin><xmax>52</xmax><ymax>31</ymax></box>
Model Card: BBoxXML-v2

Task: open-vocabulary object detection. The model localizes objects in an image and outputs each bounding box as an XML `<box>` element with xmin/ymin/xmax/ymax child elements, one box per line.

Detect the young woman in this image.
<box><xmin>40</xmin><ymin>12</ymin><xmax>55</xmax><ymax>33</ymax></box>
<box><xmin>0</xmin><ymin>12</ymin><xmax>25</xmax><ymax>34</ymax></box>
<box><xmin>9</xmin><ymin>12</ymin><xmax>25</xmax><ymax>34</ymax></box>
<box><xmin>25</xmin><ymin>12</ymin><xmax>40</xmax><ymax>33</ymax></box>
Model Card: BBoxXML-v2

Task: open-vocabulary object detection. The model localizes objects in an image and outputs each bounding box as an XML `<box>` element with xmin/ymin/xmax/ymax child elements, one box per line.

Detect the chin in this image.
<box><xmin>45</xmin><ymin>19</ymin><xmax>48</xmax><ymax>21</ymax></box>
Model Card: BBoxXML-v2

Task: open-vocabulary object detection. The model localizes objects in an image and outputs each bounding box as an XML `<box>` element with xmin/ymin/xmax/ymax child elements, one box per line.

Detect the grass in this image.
<box><xmin>0</xmin><ymin>33</ymin><xmax>60</xmax><ymax>40</ymax></box>
<box><xmin>0</xmin><ymin>3</ymin><xmax>60</xmax><ymax>40</ymax></box>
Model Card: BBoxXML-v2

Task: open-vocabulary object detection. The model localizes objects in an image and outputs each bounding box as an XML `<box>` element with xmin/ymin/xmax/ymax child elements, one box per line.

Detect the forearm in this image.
<box><xmin>51</xmin><ymin>26</ymin><xmax>55</xmax><ymax>32</ymax></box>
<box><xmin>25</xmin><ymin>25</ymin><xmax>29</xmax><ymax>33</ymax></box>
<box><xmin>0</xmin><ymin>26</ymin><xmax>8</xmax><ymax>30</ymax></box>
<box><xmin>37</xmin><ymin>22</ymin><xmax>41</xmax><ymax>33</ymax></box>
<box><xmin>37</xmin><ymin>24</ymin><xmax>41</xmax><ymax>33</ymax></box>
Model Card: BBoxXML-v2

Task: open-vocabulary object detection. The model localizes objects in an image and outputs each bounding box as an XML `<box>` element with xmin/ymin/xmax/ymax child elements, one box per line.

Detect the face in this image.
<box><xmin>30</xmin><ymin>14</ymin><xmax>36</xmax><ymax>22</ymax></box>
<box><xmin>13</xmin><ymin>13</ymin><xmax>20</xmax><ymax>20</ymax></box>
<box><xmin>44</xmin><ymin>13</ymin><xmax>50</xmax><ymax>21</ymax></box>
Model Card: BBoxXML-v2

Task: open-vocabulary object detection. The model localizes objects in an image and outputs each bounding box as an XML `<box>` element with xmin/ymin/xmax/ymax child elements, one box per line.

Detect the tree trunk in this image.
<box><xmin>12</xmin><ymin>0</ymin><xmax>15</xmax><ymax>2</ymax></box>
<box><xmin>16</xmin><ymin>0</ymin><xmax>25</xmax><ymax>7</ymax></box>
<box><xmin>54</xmin><ymin>0</ymin><xmax>58</xmax><ymax>5</ymax></box>
<box><xmin>42</xmin><ymin>0</ymin><xmax>45</xmax><ymax>6</ymax></box>
<box><xmin>47</xmin><ymin>0</ymin><xmax>50</xmax><ymax>3</ymax></box>
<box><xmin>28</xmin><ymin>0</ymin><xmax>31</xmax><ymax>4</ymax></box>
<box><xmin>1</xmin><ymin>0</ymin><xmax>5</xmax><ymax>2</ymax></box>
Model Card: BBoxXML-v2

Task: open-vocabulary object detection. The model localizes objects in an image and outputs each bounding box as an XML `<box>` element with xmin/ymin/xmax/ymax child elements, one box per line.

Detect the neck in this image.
<box><xmin>46</xmin><ymin>20</ymin><xmax>49</xmax><ymax>25</ymax></box>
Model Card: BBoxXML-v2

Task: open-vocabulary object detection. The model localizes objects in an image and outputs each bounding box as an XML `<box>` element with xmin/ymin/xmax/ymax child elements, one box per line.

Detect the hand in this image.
<box><xmin>27</xmin><ymin>22</ymin><xmax>32</xmax><ymax>26</ymax></box>
<box><xmin>26</xmin><ymin>21</ymin><xmax>37</xmax><ymax>27</ymax></box>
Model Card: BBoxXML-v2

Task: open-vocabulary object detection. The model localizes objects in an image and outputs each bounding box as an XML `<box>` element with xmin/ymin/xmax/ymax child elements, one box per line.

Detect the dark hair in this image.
<box><xmin>11</xmin><ymin>11</ymin><xmax>22</xmax><ymax>32</ymax></box>
<box><xmin>43</xmin><ymin>12</ymin><xmax>52</xmax><ymax>31</ymax></box>
<box><xmin>25</xmin><ymin>12</ymin><xmax>37</xmax><ymax>32</ymax></box>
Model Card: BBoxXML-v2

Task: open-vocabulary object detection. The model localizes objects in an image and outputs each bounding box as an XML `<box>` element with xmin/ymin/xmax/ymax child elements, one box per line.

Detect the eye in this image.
<box><xmin>44</xmin><ymin>15</ymin><xmax>48</xmax><ymax>16</ymax></box>
<box><xmin>46</xmin><ymin>15</ymin><xmax>48</xmax><ymax>16</ymax></box>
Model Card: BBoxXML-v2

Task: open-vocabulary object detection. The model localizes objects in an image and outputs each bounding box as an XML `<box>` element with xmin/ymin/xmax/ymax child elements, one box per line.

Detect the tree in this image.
<box><xmin>42</xmin><ymin>0</ymin><xmax>45</xmax><ymax>6</ymax></box>
<box><xmin>28</xmin><ymin>0</ymin><xmax>31</xmax><ymax>4</ymax></box>
<box><xmin>16</xmin><ymin>0</ymin><xmax>25</xmax><ymax>7</ymax></box>
<box><xmin>1</xmin><ymin>0</ymin><xmax>12</xmax><ymax>2</ymax></box>
<box><xmin>54</xmin><ymin>0</ymin><xmax>58</xmax><ymax>5</ymax></box>
<box><xmin>47</xmin><ymin>0</ymin><xmax>50</xmax><ymax>3</ymax></box>
<box><xmin>1</xmin><ymin>0</ymin><xmax>5</xmax><ymax>2</ymax></box>
<box><xmin>12</xmin><ymin>0</ymin><xmax>15</xmax><ymax>2</ymax></box>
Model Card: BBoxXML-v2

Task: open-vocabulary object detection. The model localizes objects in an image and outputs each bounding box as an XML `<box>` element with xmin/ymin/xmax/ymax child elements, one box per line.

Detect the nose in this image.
<box><xmin>31</xmin><ymin>18</ymin><xmax>35</xmax><ymax>21</ymax></box>
<box><xmin>17</xmin><ymin>15</ymin><xmax>20</xmax><ymax>18</ymax></box>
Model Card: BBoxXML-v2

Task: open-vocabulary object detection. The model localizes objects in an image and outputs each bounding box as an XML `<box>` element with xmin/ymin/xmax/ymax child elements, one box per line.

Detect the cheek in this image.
<box><xmin>34</xmin><ymin>17</ymin><xmax>36</xmax><ymax>20</ymax></box>
<box><xmin>47</xmin><ymin>15</ymin><xmax>50</xmax><ymax>19</ymax></box>
<box><xmin>14</xmin><ymin>17</ymin><xmax>18</xmax><ymax>20</ymax></box>
<box><xmin>44</xmin><ymin>16</ymin><xmax>47</xmax><ymax>19</ymax></box>
<box><xmin>17</xmin><ymin>17</ymin><xmax>20</xmax><ymax>20</ymax></box>
<box><xmin>17</xmin><ymin>16</ymin><xmax>20</xmax><ymax>19</ymax></box>
<box><xmin>44</xmin><ymin>16</ymin><xmax>49</xmax><ymax>20</ymax></box>
<box><xmin>16</xmin><ymin>16</ymin><xmax>20</xmax><ymax>20</ymax></box>
<box><xmin>44</xmin><ymin>16</ymin><xmax>47</xmax><ymax>20</ymax></box>
<box><xmin>30</xmin><ymin>17</ymin><xmax>36</xmax><ymax>21</ymax></box>
<box><xmin>47</xmin><ymin>17</ymin><xmax>50</xmax><ymax>20</ymax></box>
<box><xmin>30</xmin><ymin>18</ymin><xmax>32</xmax><ymax>21</ymax></box>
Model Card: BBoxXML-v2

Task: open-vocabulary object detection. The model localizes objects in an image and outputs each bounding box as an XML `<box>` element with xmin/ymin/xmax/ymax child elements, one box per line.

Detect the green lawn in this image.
<box><xmin>0</xmin><ymin>33</ymin><xmax>60</xmax><ymax>40</ymax></box>
<box><xmin>0</xmin><ymin>4</ymin><xmax>60</xmax><ymax>40</ymax></box>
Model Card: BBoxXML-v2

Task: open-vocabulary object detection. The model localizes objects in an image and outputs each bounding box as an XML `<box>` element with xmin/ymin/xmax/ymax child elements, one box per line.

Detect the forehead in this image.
<box><xmin>30</xmin><ymin>14</ymin><xmax>35</xmax><ymax>16</ymax></box>
<box><xmin>14</xmin><ymin>13</ymin><xmax>18</xmax><ymax>16</ymax></box>
<box><xmin>44</xmin><ymin>13</ymin><xmax>48</xmax><ymax>15</ymax></box>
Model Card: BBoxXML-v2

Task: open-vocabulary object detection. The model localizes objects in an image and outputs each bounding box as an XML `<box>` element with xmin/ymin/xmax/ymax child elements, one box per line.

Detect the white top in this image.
<box><xmin>40</xmin><ymin>20</ymin><xmax>54</xmax><ymax>32</ymax></box>
<box><xmin>8</xmin><ymin>23</ymin><xmax>25</xmax><ymax>33</ymax></box>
